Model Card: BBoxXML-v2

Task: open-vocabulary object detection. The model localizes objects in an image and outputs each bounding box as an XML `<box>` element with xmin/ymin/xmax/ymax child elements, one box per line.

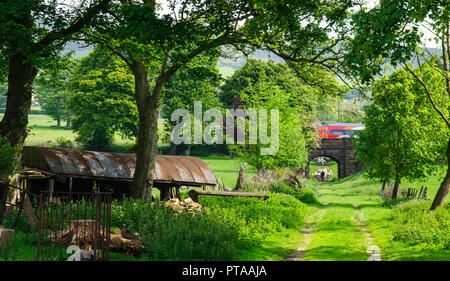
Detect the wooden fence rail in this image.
<box><xmin>188</xmin><ymin>190</ymin><xmax>269</xmax><ymax>203</ymax></box>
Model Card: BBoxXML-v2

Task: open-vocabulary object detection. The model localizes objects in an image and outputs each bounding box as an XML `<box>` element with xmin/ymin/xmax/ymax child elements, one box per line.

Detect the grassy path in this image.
<box><xmin>300</xmin><ymin>204</ymin><xmax>370</xmax><ymax>261</ymax></box>
<box><xmin>285</xmin><ymin>208</ymin><xmax>326</xmax><ymax>261</ymax></box>
<box><xmin>286</xmin><ymin>168</ymin><xmax>450</xmax><ymax>261</ymax></box>
<box><xmin>291</xmin><ymin>179</ymin><xmax>385</xmax><ymax>261</ymax></box>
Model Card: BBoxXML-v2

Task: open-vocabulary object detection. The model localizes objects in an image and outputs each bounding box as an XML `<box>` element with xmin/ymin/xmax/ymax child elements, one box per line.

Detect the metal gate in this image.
<box><xmin>37</xmin><ymin>191</ymin><xmax>112</xmax><ymax>261</ymax></box>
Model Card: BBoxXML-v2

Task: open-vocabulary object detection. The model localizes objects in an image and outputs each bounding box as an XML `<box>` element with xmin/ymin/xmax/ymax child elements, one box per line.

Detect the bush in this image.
<box><xmin>200</xmin><ymin>193</ymin><xmax>306</xmax><ymax>242</ymax></box>
<box><xmin>140</xmin><ymin>205</ymin><xmax>239</xmax><ymax>260</ymax></box>
<box><xmin>111</xmin><ymin>197</ymin><xmax>151</xmax><ymax>232</ymax></box>
<box><xmin>111</xmin><ymin>199</ymin><xmax>240</xmax><ymax>260</ymax></box>
<box><xmin>242</xmin><ymin>180</ymin><xmax>321</xmax><ymax>205</ymax></box>
<box><xmin>110</xmin><ymin>191</ymin><xmax>308</xmax><ymax>260</ymax></box>
<box><xmin>55</xmin><ymin>137</ymin><xmax>74</xmax><ymax>149</ymax></box>
<box><xmin>269</xmin><ymin>182</ymin><xmax>321</xmax><ymax>205</ymax></box>
<box><xmin>392</xmin><ymin>201</ymin><xmax>449</xmax><ymax>250</ymax></box>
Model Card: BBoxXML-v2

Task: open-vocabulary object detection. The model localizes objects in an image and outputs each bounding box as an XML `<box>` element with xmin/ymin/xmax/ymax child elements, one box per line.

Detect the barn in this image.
<box><xmin>20</xmin><ymin>146</ymin><xmax>217</xmax><ymax>200</ymax></box>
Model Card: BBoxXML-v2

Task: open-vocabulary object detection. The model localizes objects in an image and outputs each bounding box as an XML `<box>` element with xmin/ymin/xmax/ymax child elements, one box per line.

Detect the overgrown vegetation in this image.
<box><xmin>110</xmin><ymin>190</ymin><xmax>308</xmax><ymax>261</ymax></box>
<box><xmin>391</xmin><ymin>201</ymin><xmax>449</xmax><ymax>250</ymax></box>
<box><xmin>241</xmin><ymin>180</ymin><xmax>321</xmax><ymax>205</ymax></box>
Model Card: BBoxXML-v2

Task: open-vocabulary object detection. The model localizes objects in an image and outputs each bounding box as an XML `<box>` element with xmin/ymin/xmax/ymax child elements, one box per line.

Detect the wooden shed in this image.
<box><xmin>20</xmin><ymin>146</ymin><xmax>217</xmax><ymax>200</ymax></box>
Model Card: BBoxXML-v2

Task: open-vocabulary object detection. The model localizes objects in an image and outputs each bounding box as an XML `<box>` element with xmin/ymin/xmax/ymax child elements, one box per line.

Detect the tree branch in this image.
<box><xmin>404</xmin><ymin>63</ymin><xmax>450</xmax><ymax>129</ymax></box>
<box><xmin>37</xmin><ymin>0</ymin><xmax>109</xmax><ymax>47</ymax></box>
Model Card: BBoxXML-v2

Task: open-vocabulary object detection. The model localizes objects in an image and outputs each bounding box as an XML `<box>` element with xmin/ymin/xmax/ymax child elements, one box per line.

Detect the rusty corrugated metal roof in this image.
<box><xmin>22</xmin><ymin>146</ymin><xmax>217</xmax><ymax>186</ymax></box>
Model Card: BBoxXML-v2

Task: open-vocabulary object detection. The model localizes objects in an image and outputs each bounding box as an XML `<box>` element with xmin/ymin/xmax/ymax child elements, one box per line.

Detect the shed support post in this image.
<box><xmin>66</xmin><ymin>177</ymin><xmax>73</xmax><ymax>193</ymax></box>
<box><xmin>175</xmin><ymin>186</ymin><xmax>181</xmax><ymax>199</ymax></box>
<box><xmin>160</xmin><ymin>188</ymin><xmax>170</xmax><ymax>201</ymax></box>
<box><xmin>48</xmin><ymin>179</ymin><xmax>54</xmax><ymax>201</ymax></box>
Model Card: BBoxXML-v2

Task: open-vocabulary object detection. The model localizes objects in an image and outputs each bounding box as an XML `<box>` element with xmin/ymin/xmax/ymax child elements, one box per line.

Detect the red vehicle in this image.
<box><xmin>316</xmin><ymin>123</ymin><xmax>364</xmax><ymax>139</ymax></box>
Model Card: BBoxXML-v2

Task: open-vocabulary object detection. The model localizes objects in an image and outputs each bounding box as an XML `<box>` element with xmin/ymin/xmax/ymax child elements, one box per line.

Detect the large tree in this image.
<box><xmin>220</xmin><ymin>59</ymin><xmax>326</xmax><ymax>110</ymax></box>
<box><xmin>354</xmin><ymin>65</ymin><xmax>448</xmax><ymax>199</ymax></box>
<box><xmin>226</xmin><ymin>59</ymin><xmax>342</xmax><ymax>174</ymax></box>
<box><xmin>227</xmin><ymin>80</ymin><xmax>314</xmax><ymax>175</ymax></box>
<box><xmin>0</xmin><ymin>0</ymin><xmax>109</xmax><ymax>147</ymax></box>
<box><xmin>0</xmin><ymin>0</ymin><xmax>109</xmax><ymax>223</ymax></box>
<box><xmin>160</xmin><ymin>53</ymin><xmax>222</xmax><ymax>153</ymax></box>
<box><xmin>80</xmin><ymin>0</ymin><xmax>357</xmax><ymax>199</ymax></box>
<box><xmin>69</xmin><ymin>48</ymin><xmax>138</xmax><ymax>151</ymax></box>
<box><xmin>34</xmin><ymin>56</ymin><xmax>79</xmax><ymax>128</ymax></box>
<box><xmin>345</xmin><ymin>0</ymin><xmax>450</xmax><ymax>209</ymax></box>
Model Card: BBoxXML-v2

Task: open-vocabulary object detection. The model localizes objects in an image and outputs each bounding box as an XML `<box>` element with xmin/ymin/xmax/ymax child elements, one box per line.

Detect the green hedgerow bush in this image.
<box><xmin>242</xmin><ymin>180</ymin><xmax>321</xmax><ymax>205</ymax></box>
<box><xmin>140</xmin><ymin>205</ymin><xmax>240</xmax><ymax>260</ymax></box>
<box><xmin>200</xmin><ymin>193</ymin><xmax>306</xmax><ymax>245</ymax></box>
<box><xmin>111</xmin><ymin>197</ymin><xmax>151</xmax><ymax>232</ymax></box>
<box><xmin>110</xmin><ymin>191</ymin><xmax>308</xmax><ymax>260</ymax></box>
<box><xmin>269</xmin><ymin>182</ymin><xmax>321</xmax><ymax>205</ymax></box>
<box><xmin>392</xmin><ymin>201</ymin><xmax>449</xmax><ymax>250</ymax></box>
<box><xmin>111</xmin><ymin>199</ymin><xmax>242</xmax><ymax>260</ymax></box>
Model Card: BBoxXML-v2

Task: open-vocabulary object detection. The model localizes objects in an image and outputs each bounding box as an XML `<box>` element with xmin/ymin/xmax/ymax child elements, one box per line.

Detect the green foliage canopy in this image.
<box><xmin>226</xmin><ymin>59</ymin><xmax>344</xmax><ymax>171</ymax></box>
<box><xmin>69</xmin><ymin>49</ymin><xmax>138</xmax><ymax>150</ymax></box>
<box><xmin>354</xmin><ymin>65</ymin><xmax>449</xmax><ymax>188</ymax></box>
<box><xmin>160</xmin><ymin>53</ymin><xmax>222</xmax><ymax>143</ymax></box>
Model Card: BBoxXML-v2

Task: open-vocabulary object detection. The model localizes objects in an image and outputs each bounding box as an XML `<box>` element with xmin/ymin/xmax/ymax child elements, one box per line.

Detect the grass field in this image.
<box><xmin>198</xmin><ymin>154</ymin><xmax>257</xmax><ymax>188</ymax></box>
<box><xmin>0</xmin><ymin>114</ymin><xmax>168</xmax><ymax>149</ymax></box>
<box><xmin>301</xmin><ymin>166</ymin><xmax>449</xmax><ymax>261</ymax></box>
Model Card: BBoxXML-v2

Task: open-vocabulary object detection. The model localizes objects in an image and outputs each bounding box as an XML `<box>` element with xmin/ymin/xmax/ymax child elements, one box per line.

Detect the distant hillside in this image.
<box><xmin>63</xmin><ymin>42</ymin><xmax>93</xmax><ymax>58</ymax></box>
<box><xmin>63</xmin><ymin>43</ymin><xmax>443</xmax><ymax>79</ymax></box>
<box><xmin>217</xmin><ymin>48</ymin><xmax>284</xmax><ymax>77</ymax></box>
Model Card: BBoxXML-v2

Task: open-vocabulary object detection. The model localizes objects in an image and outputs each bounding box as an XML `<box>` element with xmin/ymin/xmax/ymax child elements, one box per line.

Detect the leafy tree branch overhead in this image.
<box><xmin>344</xmin><ymin>0</ymin><xmax>450</xmax><ymax>210</ymax></box>
<box><xmin>73</xmin><ymin>0</ymin><xmax>358</xmax><ymax>200</ymax></box>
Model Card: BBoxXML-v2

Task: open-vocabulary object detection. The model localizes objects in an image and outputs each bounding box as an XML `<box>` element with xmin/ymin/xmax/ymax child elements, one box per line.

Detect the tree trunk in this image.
<box><xmin>431</xmin><ymin>138</ymin><xmax>450</xmax><ymax>210</ymax></box>
<box><xmin>0</xmin><ymin>53</ymin><xmax>37</xmax><ymax>224</ymax></box>
<box><xmin>381</xmin><ymin>178</ymin><xmax>388</xmax><ymax>193</ymax></box>
<box><xmin>233</xmin><ymin>162</ymin><xmax>247</xmax><ymax>191</ymax></box>
<box><xmin>392</xmin><ymin>174</ymin><xmax>400</xmax><ymax>200</ymax></box>
<box><xmin>66</xmin><ymin>115</ymin><xmax>71</xmax><ymax>128</ymax></box>
<box><xmin>130</xmin><ymin>61</ymin><xmax>162</xmax><ymax>200</ymax></box>
<box><xmin>0</xmin><ymin>182</ymin><xmax>9</xmax><ymax>224</ymax></box>
<box><xmin>56</xmin><ymin>118</ymin><xmax>61</xmax><ymax>127</ymax></box>
<box><xmin>0</xmin><ymin>53</ymin><xmax>36</xmax><ymax>146</ymax></box>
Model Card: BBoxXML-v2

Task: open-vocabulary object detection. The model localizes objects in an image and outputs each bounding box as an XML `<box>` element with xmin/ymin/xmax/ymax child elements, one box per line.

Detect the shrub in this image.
<box><xmin>111</xmin><ymin>199</ymin><xmax>242</xmax><ymax>260</ymax></box>
<box><xmin>110</xmin><ymin>191</ymin><xmax>308</xmax><ymax>260</ymax></box>
<box><xmin>269</xmin><ymin>182</ymin><xmax>321</xmax><ymax>205</ymax></box>
<box><xmin>111</xmin><ymin>197</ymin><xmax>151</xmax><ymax>232</ymax></box>
<box><xmin>391</xmin><ymin>201</ymin><xmax>449</xmax><ymax>250</ymax></box>
<box><xmin>140</xmin><ymin>205</ymin><xmax>240</xmax><ymax>260</ymax></box>
<box><xmin>242</xmin><ymin>180</ymin><xmax>321</xmax><ymax>205</ymax></box>
<box><xmin>55</xmin><ymin>137</ymin><xmax>74</xmax><ymax>149</ymax></box>
<box><xmin>201</xmin><ymin>193</ymin><xmax>306</xmax><ymax>236</ymax></box>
